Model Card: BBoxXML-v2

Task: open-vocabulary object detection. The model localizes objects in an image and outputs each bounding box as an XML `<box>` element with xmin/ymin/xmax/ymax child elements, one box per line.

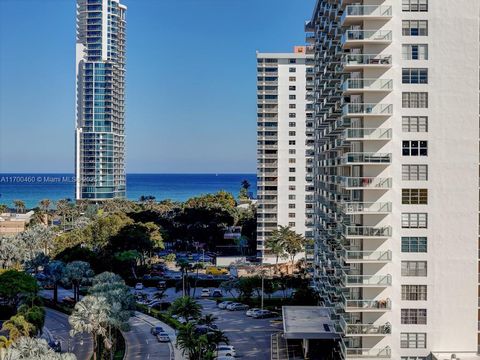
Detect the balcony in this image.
<box><xmin>339</xmin><ymin>177</ymin><xmax>392</xmax><ymax>189</ymax></box>
<box><xmin>343</xmin><ymin>298</ymin><xmax>391</xmax><ymax>312</ymax></box>
<box><xmin>342</xmin><ymin>54</ymin><xmax>392</xmax><ymax>70</ymax></box>
<box><xmin>342</xmin><ymin>225</ymin><xmax>392</xmax><ymax>238</ymax></box>
<box><xmin>342</xmin><ymin>78</ymin><xmax>393</xmax><ymax>94</ymax></box>
<box><xmin>342</xmin><ymin>103</ymin><xmax>393</xmax><ymax>117</ymax></box>
<box><xmin>341</xmin><ymin>344</ymin><xmax>392</xmax><ymax>359</ymax></box>
<box><xmin>340</xmin><ymin>152</ymin><xmax>391</xmax><ymax>165</ymax></box>
<box><xmin>342</xmin><ymin>273</ymin><xmax>392</xmax><ymax>287</ymax></box>
<box><xmin>339</xmin><ymin>202</ymin><xmax>392</xmax><ymax>215</ymax></box>
<box><xmin>342</xmin><ymin>30</ymin><xmax>392</xmax><ymax>47</ymax></box>
<box><xmin>343</xmin><ymin>249</ymin><xmax>392</xmax><ymax>263</ymax></box>
<box><xmin>340</xmin><ymin>316</ymin><xmax>391</xmax><ymax>336</ymax></box>
<box><xmin>342</xmin><ymin>128</ymin><xmax>392</xmax><ymax>141</ymax></box>
<box><xmin>341</xmin><ymin>5</ymin><xmax>392</xmax><ymax>26</ymax></box>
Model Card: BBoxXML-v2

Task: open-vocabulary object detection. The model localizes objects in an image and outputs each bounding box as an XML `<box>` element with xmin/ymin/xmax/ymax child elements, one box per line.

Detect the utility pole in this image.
<box><xmin>261</xmin><ymin>266</ymin><xmax>264</xmax><ymax>311</ymax></box>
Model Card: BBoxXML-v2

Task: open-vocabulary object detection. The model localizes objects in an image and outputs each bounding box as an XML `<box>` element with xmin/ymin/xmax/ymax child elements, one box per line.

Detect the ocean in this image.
<box><xmin>0</xmin><ymin>173</ymin><xmax>257</xmax><ymax>209</ymax></box>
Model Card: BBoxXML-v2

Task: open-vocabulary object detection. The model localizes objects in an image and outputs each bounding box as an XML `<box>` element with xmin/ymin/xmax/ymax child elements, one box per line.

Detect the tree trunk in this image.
<box><xmin>53</xmin><ymin>283</ymin><xmax>58</xmax><ymax>304</ymax></box>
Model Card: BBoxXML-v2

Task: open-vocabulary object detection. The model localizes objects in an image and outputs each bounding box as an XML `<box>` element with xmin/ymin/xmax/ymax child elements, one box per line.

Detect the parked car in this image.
<box><xmin>61</xmin><ymin>296</ymin><xmax>75</xmax><ymax>305</ymax></box>
<box><xmin>215</xmin><ymin>356</ymin><xmax>235</xmax><ymax>360</ymax></box>
<box><xmin>225</xmin><ymin>302</ymin><xmax>239</xmax><ymax>310</ymax></box>
<box><xmin>228</xmin><ymin>303</ymin><xmax>249</xmax><ymax>311</ymax></box>
<box><xmin>156</xmin><ymin>281</ymin><xmax>166</xmax><ymax>290</ymax></box>
<box><xmin>246</xmin><ymin>308</ymin><xmax>261</xmax><ymax>317</ymax></box>
<box><xmin>216</xmin><ymin>345</ymin><xmax>236</xmax><ymax>357</ymax></box>
<box><xmin>150</xmin><ymin>326</ymin><xmax>165</xmax><ymax>336</ymax></box>
<box><xmin>134</xmin><ymin>283</ymin><xmax>144</xmax><ymax>290</ymax></box>
<box><xmin>211</xmin><ymin>289</ymin><xmax>223</xmax><ymax>297</ymax></box>
<box><xmin>201</xmin><ymin>288</ymin><xmax>210</xmax><ymax>297</ymax></box>
<box><xmin>252</xmin><ymin>310</ymin><xmax>277</xmax><ymax>319</ymax></box>
<box><xmin>205</xmin><ymin>266</ymin><xmax>229</xmax><ymax>276</ymax></box>
<box><xmin>156</xmin><ymin>332</ymin><xmax>170</xmax><ymax>342</ymax></box>
<box><xmin>218</xmin><ymin>301</ymin><xmax>234</xmax><ymax>309</ymax></box>
<box><xmin>194</xmin><ymin>325</ymin><xmax>217</xmax><ymax>335</ymax></box>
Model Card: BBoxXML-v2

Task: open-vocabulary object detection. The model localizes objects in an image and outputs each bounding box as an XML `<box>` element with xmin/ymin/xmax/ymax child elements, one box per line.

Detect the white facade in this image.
<box><xmin>256</xmin><ymin>48</ymin><xmax>315</xmax><ymax>263</ymax></box>
<box><xmin>307</xmin><ymin>0</ymin><xmax>480</xmax><ymax>358</ymax></box>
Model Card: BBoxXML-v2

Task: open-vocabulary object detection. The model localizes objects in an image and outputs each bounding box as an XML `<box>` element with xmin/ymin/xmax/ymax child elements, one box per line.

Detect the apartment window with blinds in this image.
<box><xmin>402</xmin><ymin>45</ymin><xmax>428</xmax><ymax>60</ymax></box>
<box><xmin>402</xmin><ymin>237</ymin><xmax>427</xmax><ymax>252</ymax></box>
<box><xmin>402</xmin><ymin>165</ymin><xmax>428</xmax><ymax>180</ymax></box>
<box><xmin>401</xmin><ymin>357</ymin><xmax>427</xmax><ymax>360</ymax></box>
<box><xmin>403</xmin><ymin>141</ymin><xmax>428</xmax><ymax>156</ymax></box>
<box><xmin>401</xmin><ymin>309</ymin><xmax>427</xmax><ymax>324</ymax></box>
<box><xmin>402</xmin><ymin>116</ymin><xmax>428</xmax><ymax>132</ymax></box>
<box><xmin>402</xmin><ymin>20</ymin><xmax>428</xmax><ymax>36</ymax></box>
<box><xmin>402</xmin><ymin>92</ymin><xmax>428</xmax><ymax>108</ymax></box>
<box><xmin>402</xmin><ymin>68</ymin><xmax>428</xmax><ymax>84</ymax></box>
<box><xmin>402</xmin><ymin>261</ymin><xmax>427</xmax><ymax>276</ymax></box>
<box><xmin>402</xmin><ymin>285</ymin><xmax>427</xmax><ymax>300</ymax></box>
<box><xmin>401</xmin><ymin>213</ymin><xmax>428</xmax><ymax>228</ymax></box>
<box><xmin>402</xmin><ymin>0</ymin><xmax>428</xmax><ymax>12</ymax></box>
<box><xmin>400</xmin><ymin>333</ymin><xmax>427</xmax><ymax>348</ymax></box>
<box><xmin>402</xmin><ymin>189</ymin><xmax>428</xmax><ymax>204</ymax></box>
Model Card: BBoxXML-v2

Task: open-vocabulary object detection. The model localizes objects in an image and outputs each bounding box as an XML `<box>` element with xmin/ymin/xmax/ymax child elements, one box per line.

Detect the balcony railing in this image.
<box><xmin>342</xmin><ymin>103</ymin><xmax>393</xmax><ymax>116</ymax></box>
<box><xmin>344</xmin><ymin>298</ymin><xmax>392</xmax><ymax>311</ymax></box>
<box><xmin>344</xmin><ymin>249</ymin><xmax>392</xmax><ymax>262</ymax></box>
<box><xmin>342</xmin><ymin>5</ymin><xmax>392</xmax><ymax>19</ymax></box>
<box><xmin>341</xmin><ymin>152</ymin><xmax>391</xmax><ymax>164</ymax></box>
<box><xmin>342</xmin><ymin>30</ymin><xmax>392</xmax><ymax>44</ymax></box>
<box><xmin>342</xmin><ymin>128</ymin><xmax>392</xmax><ymax>140</ymax></box>
<box><xmin>343</xmin><ymin>274</ymin><xmax>392</xmax><ymax>286</ymax></box>
<box><xmin>342</xmin><ymin>225</ymin><xmax>392</xmax><ymax>237</ymax></box>
<box><xmin>343</xmin><ymin>346</ymin><xmax>392</xmax><ymax>359</ymax></box>
<box><xmin>340</xmin><ymin>317</ymin><xmax>392</xmax><ymax>335</ymax></box>
<box><xmin>339</xmin><ymin>177</ymin><xmax>392</xmax><ymax>189</ymax></box>
<box><xmin>342</xmin><ymin>78</ymin><xmax>393</xmax><ymax>92</ymax></box>
<box><xmin>339</xmin><ymin>202</ymin><xmax>392</xmax><ymax>214</ymax></box>
<box><xmin>342</xmin><ymin>54</ymin><xmax>392</xmax><ymax>67</ymax></box>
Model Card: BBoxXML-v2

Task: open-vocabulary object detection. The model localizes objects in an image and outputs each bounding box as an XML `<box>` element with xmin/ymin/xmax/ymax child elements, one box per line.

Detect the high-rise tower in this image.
<box><xmin>75</xmin><ymin>0</ymin><xmax>126</xmax><ymax>201</ymax></box>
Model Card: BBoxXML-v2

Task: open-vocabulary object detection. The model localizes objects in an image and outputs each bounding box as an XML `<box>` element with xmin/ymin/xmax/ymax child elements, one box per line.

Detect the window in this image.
<box><xmin>288</xmin><ymin>194</ymin><xmax>296</xmax><ymax>200</ymax></box>
<box><xmin>289</xmin><ymin>167</ymin><xmax>296</xmax><ymax>173</ymax></box>
<box><xmin>289</xmin><ymin>104</ymin><xmax>296</xmax><ymax>109</ymax></box>
<box><xmin>402</xmin><ymin>285</ymin><xmax>427</xmax><ymax>300</ymax></box>
<box><xmin>402</xmin><ymin>237</ymin><xmax>428</xmax><ymax>252</ymax></box>
<box><xmin>402</xmin><ymin>68</ymin><xmax>428</xmax><ymax>83</ymax></box>
<box><xmin>289</xmin><ymin>122</ymin><xmax>296</xmax><ymax>127</ymax></box>
<box><xmin>289</xmin><ymin>149</ymin><xmax>296</xmax><ymax>154</ymax></box>
<box><xmin>401</xmin><ymin>357</ymin><xmax>427</xmax><ymax>360</ymax></box>
<box><xmin>289</xmin><ymin>113</ymin><xmax>296</xmax><ymax>118</ymax></box>
<box><xmin>288</xmin><ymin>177</ymin><xmax>295</xmax><ymax>181</ymax></box>
<box><xmin>289</xmin><ymin>131</ymin><xmax>296</xmax><ymax>136</ymax></box>
<box><xmin>289</xmin><ymin>59</ymin><xmax>296</xmax><ymax>64</ymax></box>
<box><xmin>402</xmin><ymin>92</ymin><xmax>428</xmax><ymax>108</ymax></box>
<box><xmin>289</xmin><ymin>204</ymin><xmax>296</xmax><ymax>209</ymax></box>
<box><xmin>401</xmin><ymin>213</ymin><xmax>428</xmax><ymax>228</ymax></box>
<box><xmin>288</xmin><ymin>222</ymin><xmax>295</xmax><ymax>227</ymax></box>
<box><xmin>402</xmin><ymin>0</ymin><xmax>428</xmax><ymax>12</ymax></box>
<box><xmin>289</xmin><ymin>95</ymin><xmax>296</xmax><ymax>100</ymax></box>
<box><xmin>288</xmin><ymin>213</ymin><xmax>296</xmax><ymax>218</ymax></box>
<box><xmin>288</xmin><ymin>185</ymin><xmax>296</xmax><ymax>190</ymax></box>
<box><xmin>289</xmin><ymin>158</ymin><xmax>296</xmax><ymax>164</ymax></box>
<box><xmin>402</xmin><ymin>165</ymin><xmax>428</xmax><ymax>180</ymax></box>
<box><xmin>402</xmin><ymin>261</ymin><xmax>427</xmax><ymax>276</ymax></box>
<box><xmin>289</xmin><ymin>67</ymin><xmax>296</xmax><ymax>73</ymax></box>
<box><xmin>289</xmin><ymin>86</ymin><xmax>296</xmax><ymax>91</ymax></box>
<box><xmin>403</xmin><ymin>141</ymin><xmax>428</xmax><ymax>156</ymax></box>
<box><xmin>402</xmin><ymin>45</ymin><xmax>428</xmax><ymax>60</ymax></box>
<box><xmin>402</xmin><ymin>116</ymin><xmax>428</xmax><ymax>132</ymax></box>
<box><xmin>289</xmin><ymin>77</ymin><xmax>296</xmax><ymax>82</ymax></box>
<box><xmin>400</xmin><ymin>333</ymin><xmax>427</xmax><ymax>348</ymax></box>
<box><xmin>402</xmin><ymin>188</ymin><xmax>428</xmax><ymax>204</ymax></box>
<box><xmin>289</xmin><ymin>140</ymin><xmax>296</xmax><ymax>145</ymax></box>
<box><xmin>402</xmin><ymin>20</ymin><xmax>428</xmax><ymax>36</ymax></box>
<box><xmin>401</xmin><ymin>309</ymin><xmax>427</xmax><ymax>324</ymax></box>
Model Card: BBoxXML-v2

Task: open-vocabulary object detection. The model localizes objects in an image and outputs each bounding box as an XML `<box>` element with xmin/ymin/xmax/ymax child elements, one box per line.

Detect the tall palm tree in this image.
<box><xmin>13</xmin><ymin>200</ymin><xmax>25</xmax><ymax>214</ymax></box>
<box><xmin>69</xmin><ymin>295</ymin><xmax>111</xmax><ymax>360</ymax></box>
<box><xmin>1</xmin><ymin>315</ymin><xmax>34</xmax><ymax>342</ymax></box>
<box><xmin>39</xmin><ymin>199</ymin><xmax>51</xmax><ymax>212</ymax></box>
<box><xmin>0</xmin><ymin>204</ymin><xmax>8</xmax><ymax>214</ymax></box>
<box><xmin>176</xmin><ymin>322</ymin><xmax>208</xmax><ymax>360</ymax></box>
<box><xmin>3</xmin><ymin>337</ymin><xmax>76</xmax><ymax>360</ymax></box>
<box><xmin>198</xmin><ymin>314</ymin><xmax>217</xmax><ymax>327</ymax></box>
<box><xmin>265</xmin><ymin>227</ymin><xmax>288</xmax><ymax>271</ymax></box>
<box><xmin>169</xmin><ymin>296</ymin><xmax>202</xmax><ymax>321</ymax></box>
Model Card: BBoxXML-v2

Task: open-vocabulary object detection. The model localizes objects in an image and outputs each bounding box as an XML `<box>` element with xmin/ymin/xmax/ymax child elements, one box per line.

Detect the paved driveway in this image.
<box><xmin>199</xmin><ymin>299</ymin><xmax>282</xmax><ymax>360</ymax></box>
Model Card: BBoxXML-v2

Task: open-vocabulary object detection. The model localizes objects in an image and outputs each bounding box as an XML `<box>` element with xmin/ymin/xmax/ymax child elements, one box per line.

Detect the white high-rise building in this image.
<box><xmin>75</xmin><ymin>0</ymin><xmax>127</xmax><ymax>201</ymax></box>
<box><xmin>256</xmin><ymin>46</ymin><xmax>316</xmax><ymax>263</ymax></box>
<box><xmin>306</xmin><ymin>0</ymin><xmax>480</xmax><ymax>358</ymax></box>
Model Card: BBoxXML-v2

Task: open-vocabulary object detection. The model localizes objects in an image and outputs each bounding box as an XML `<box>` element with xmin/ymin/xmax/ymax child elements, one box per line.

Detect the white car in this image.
<box><xmin>218</xmin><ymin>301</ymin><xmax>234</xmax><ymax>309</ymax></box>
<box><xmin>216</xmin><ymin>345</ymin><xmax>236</xmax><ymax>357</ymax></box>
<box><xmin>215</xmin><ymin>356</ymin><xmax>235</xmax><ymax>360</ymax></box>
<box><xmin>134</xmin><ymin>283</ymin><xmax>144</xmax><ymax>290</ymax></box>
<box><xmin>200</xmin><ymin>288</ymin><xmax>210</xmax><ymax>297</ymax></box>
<box><xmin>228</xmin><ymin>303</ymin><xmax>249</xmax><ymax>311</ymax></box>
<box><xmin>246</xmin><ymin>308</ymin><xmax>261</xmax><ymax>317</ymax></box>
<box><xmin>156</xmin><ymin>332</ymin><xmax>170</xmax><ymax>342</ymax></box>
<box><xmin>225</xmin><ymin>302</ymin><xmax>239</xmax><ymax>310</ymax></box>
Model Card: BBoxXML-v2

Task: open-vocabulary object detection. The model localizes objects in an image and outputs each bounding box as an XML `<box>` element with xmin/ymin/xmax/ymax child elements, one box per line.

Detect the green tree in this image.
<box><xmin>114</xmin><ymin>250</ymin><xmax>141</xmax><ymax>279</ymax></box>
<box><xmin>197</xmin><ymin>314</ymin><xmax>217</xmax><ymax>327</ymax></box>
<box><xmin>13</xmin><ymin>200</ymin><xmax>25</xmax><ymax>214</ymax></box>
<box><xmin>176</xmin><ymin>322</ymin><xmax>209</xmax><ymax>360</ymax></box>
<box><xmin>1</xmin><ymin>315</ymin><xmax>34</xmax><ymax>341</ymax></box>
<box><xmin>4</xmin><ymin>337</ymin><xmax>76</xmax><ymax>360</ymax></box>
<box><xmin>69</xmin><ymin>295</ymin><xmax>111</xmax><ymax>360</ymax></box>
<box><xmin>0</xmin><ymin>270</ymin><xmax>38</xmax><ymax>308</ymax></box>
<box><xmin>169</xmin><ymin>296</ymin><xmax>202</xmax><ymax>321</ymax></box>
<box><xmin>0</xmin><ymin>204</ymin><xmax>8</xmax><ymax>214</ymax></box>
<box><xmin>17</xmin><ymin>305</ymin><xmax>45</xmax><ymax>335</ymax></box>
<box><xmin>62</xmin><ymin>261</ymin><xmax>94</xmax><ymax>302</ymax></box>
<box><xmin>265</xmin><ymin>227</ymin><xmax>289</xmax><ymax>271</ymax></box>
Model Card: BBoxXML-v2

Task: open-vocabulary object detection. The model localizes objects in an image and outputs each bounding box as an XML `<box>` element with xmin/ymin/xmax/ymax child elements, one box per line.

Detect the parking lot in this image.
<box><xmin>199</xmin><ymin>299</ymin><xmax>282</xmax><ymax>360</ymax></box>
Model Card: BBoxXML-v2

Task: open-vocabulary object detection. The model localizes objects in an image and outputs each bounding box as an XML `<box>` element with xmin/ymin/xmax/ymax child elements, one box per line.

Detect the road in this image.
<box><xmin>124</xmin><ymin>312</ymin><xmax>175</xmax><ymax>360</ymax></box>
<box><xmin>199</xmin><ymin>299</ymin><xmax>282</xmax><ymax>360</ymax></box>
<box><xmin>43</xmin><ymin>308</ymin><xmax>93</xmax><ymax>360</ymax></box>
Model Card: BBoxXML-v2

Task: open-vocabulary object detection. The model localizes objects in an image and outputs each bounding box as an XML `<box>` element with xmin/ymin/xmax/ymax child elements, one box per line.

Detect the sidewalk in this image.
<box><xmin>131</xmin><ymin>311</ymin><xmax>185</xmax><ymax>360</ymax></box>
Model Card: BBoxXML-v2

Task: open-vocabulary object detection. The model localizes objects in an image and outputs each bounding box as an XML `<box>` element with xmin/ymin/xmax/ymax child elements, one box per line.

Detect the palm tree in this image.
<box><xmin>265</xmin><ymin>227</ymin><xmax>288</xmax><ymax>272</ymax></box>
<box><xmin>1</xmin><ymin>315</ymin><xmax>34</xmax><ymax>342</ymax></box>
<box><xmin>176</xmin><ymin>259</ymin><xmax>193</xmax><ymax>296</ymax></box>
<box><xmin>69</xmin><ymin>295</ymin><xmax>111</xmax><ymax>360</ymax></box>
<box><xmin>45</xmin><ymin>261</ymin><xmax>65</xmax><ymax>304</ymax></box>
<box><xmin>63</xmin><ymin>261</ymin><xmax>94</xmax><ymax>302</ymax></box>
<box><xmin>0</xmin><ymin>204</ymin><xmax>8</xmax><ymax>214</ymax></box>
<box><xmin>39</xmin><ymin>199</ymin><xmax>51</xmax><ymax>225</ymax></box>
<box><xmin>169</xmin><ymin>296</ymin><xmax>202</xmax><ymax>321</ymax></box>
<box><xmin>3</xmin><ymin>336</ymin><xmax>76</xmax><ymax>360</ymax></box>
<box><xmin>198</xmin><ymin>314</ymin><xmax>217</xmax><ymax>327</ymax></box>
<box><xmin>13</xmin><ymin>200</ymin><xmax>25</xmax><ymax>214</ymax></box>
<box><xmin>191</xmin><ymin>262</ymin><xmax>204</xmax><ymax>298</ymax></box>
<box><xmin>176</xmin><ymin>322</ymin><xmax>208</xmax><ymax>360</ymax></box>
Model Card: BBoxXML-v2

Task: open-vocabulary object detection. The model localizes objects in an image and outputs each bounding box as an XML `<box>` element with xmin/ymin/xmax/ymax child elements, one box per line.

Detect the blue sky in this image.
<box><xmin>0</xmin><ymin>0</ymin><xmax>315</xmax><ymax>173</ymax></box>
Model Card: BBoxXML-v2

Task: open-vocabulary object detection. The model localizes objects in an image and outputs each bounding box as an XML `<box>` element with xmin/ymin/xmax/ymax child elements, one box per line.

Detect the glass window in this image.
<box><xmin>402</xmin><ymin>141</ymin><xmax>428</xmax><ymax>156</ymax></box>
<box><xmin>402</xmin><ymin>45</ymin><xmax>428</xmax><ymax>60</ymax></box>
<box><xmin>402</xmin><ymin>285</ymin><xmax>427</xmax><ymax>300</ymax></box>
<box><xmin>402</xmin><ymin>165</ymin><xmax>428</xmax><ymax>180</ymax></box>
<box><xmin>402</xmin><ymin>92</ymin><xmax>428</xmax><ymax>108</ymax></box>
<box><xmin>400</xmin><ymin>333</ymin><xmax>427</xmax><ymax>348</ymax></box>
<box><xmin>401</xmin><ymin>213</ymin><xmax>428</xmax><ymax>228</ymax></box>
<box><xmin>402</xmin><ymin>116</ymin><xmax>428</xmax><ymax>132</ymax></box>
<box><xmin>402</xmin><ymin>20</ymin><xmax>428</xmax><ymax>36</ymax></box>
<box><xmin>402</xmin><ymin>237</ymin><xmax>428</xmax><ymax>252</ymax></box>
<box><xmin>402</xmin><ymin>68</ymin><xmax>428</xmax><ymax>83</ymax></box>
<box><xmin>401</xmin><ymin>309</ymin><xmax>427</xmax><ymax>324</ymax></box>
<box><xmin>402</xmin><ymin>189</ymin><xmax>428</xmax><ymax>204</ymax></box>
<box><xmin>402</xmin><ymin>261</ymin><xmax>427</xmax><ymax>276</ymax></box>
